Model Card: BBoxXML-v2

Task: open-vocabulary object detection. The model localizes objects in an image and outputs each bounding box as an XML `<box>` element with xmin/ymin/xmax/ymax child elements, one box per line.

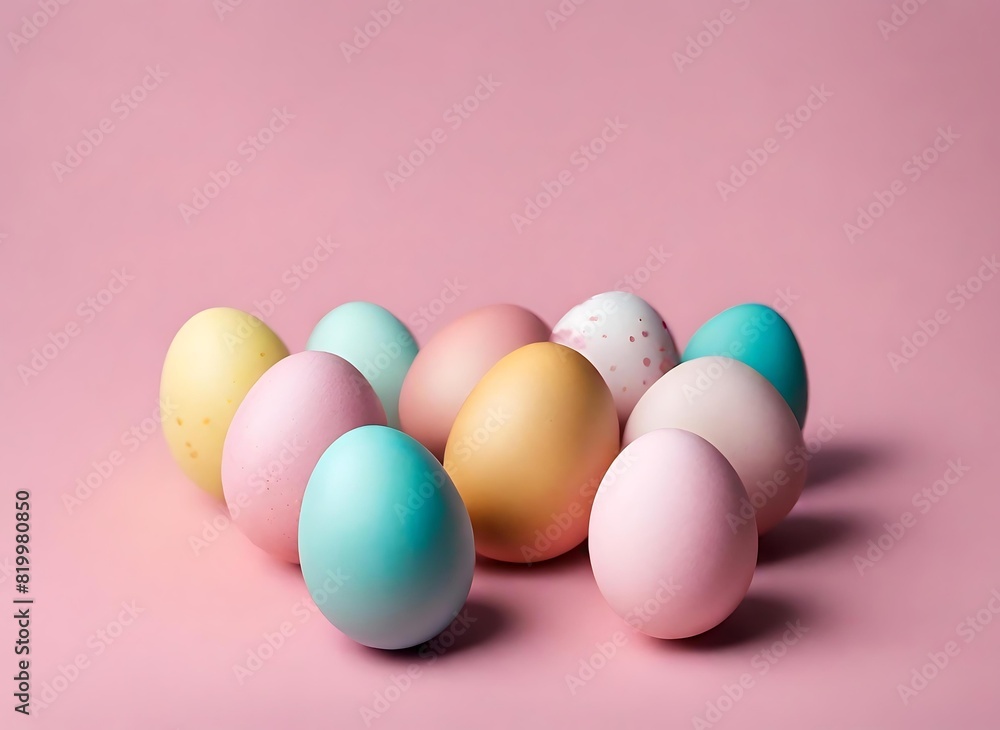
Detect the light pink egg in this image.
<box><xmin>550</xmin><ymin>291</ymin><xmax>679</xmax><ymax>427</ymax></box>
<box><xmin>623</xmin><ymin>356</ymin><xmax>805</xmax><ymax>534</ymax></box>
<box><xmin>589</xmin><ymin>428</ymin><xmax>757</xmax><ymax>639</ymax></box>
<box><xmin>398</xmin><ymin>304</ymin><xmax>549</xmax><ymax>459</ymax></box>
<box><xmin>221</xmin><ymin>350</ymin><xmax>386</xmax><ymax>563</ymax></box>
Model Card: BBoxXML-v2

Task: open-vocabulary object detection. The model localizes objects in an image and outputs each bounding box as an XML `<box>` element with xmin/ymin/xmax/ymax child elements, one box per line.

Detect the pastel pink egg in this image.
<box><xmin>398</xmin><ymin>304</ymin><xmax>550</xmax><ymax>459</ymax></box>
<box><xmin>589</xmin><ymin>428</ymin><xmax>757</xmax><ymax>639</ymax></box>
<box><xmin>623</xmin><ymin>356</ymin><xmax>805</xmax><ymax>534</ymax></box>
<box><xmin>221</xmin><ymin>350</ymin><xmax>386</xmax><ymax>563</ymax></box>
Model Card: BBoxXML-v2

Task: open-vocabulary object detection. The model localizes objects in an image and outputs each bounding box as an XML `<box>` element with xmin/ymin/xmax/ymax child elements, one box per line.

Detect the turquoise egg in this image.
<box><xmin>682</xmin><ymin>303</ymin><xmax>808</xmax><ymax>427</ymax></box>
<box><xmin>298</xmin><ymin>425</ymin><xmax>475</xmax><ymax>650</ymax></box>
<box><xmin>306</xmin><ymin>302</ymin><xmax>418</xmax><ymax>428</ymax></box>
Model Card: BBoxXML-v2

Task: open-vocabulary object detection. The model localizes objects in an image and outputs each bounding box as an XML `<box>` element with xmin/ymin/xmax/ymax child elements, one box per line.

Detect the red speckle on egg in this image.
<box><xmin>629</xmin><ymin>336</ymin><xmax>635</xmax><ymax>342</ymax></box>
<box><xmin>643</xmin><ymin>358</ymin><xmax>651</xmax><ymax>367</ymax></box>
<box><xmin>661</xmin><ymin>320</ymin><xmax>667</xmax><ymax>329</ymax></box>
<box><xmin>589</xmin><ymin>316</ymin><xmax>599</xmax><ymax>322</ymax></box>
<box><xmin>641</xmin><ymin>331</ymin><xmax>648</xmax><ymax>337</ymax></box>
<box><xmin>659</xmin><ymin>359</ymin><xmax>671</xmax><ymax>373</ymax></box>
<box><xmin>602</xmin><ymin>334</ymin><xmax>608</xmax><ymax>338</ymax></box>
<box><xmin>658</xmin><ymin>347</ymin><xmax>666</xmax><ymax>352</ymax></box>
<box><xmin>609</xmin><ymin>365</ymin><xmax>617</xmax><ymax>372</ymax></box>
<box><xmin>621</xmin><ymin>386</ymin><xmax>628</xmax><ymax>392</ymax></box>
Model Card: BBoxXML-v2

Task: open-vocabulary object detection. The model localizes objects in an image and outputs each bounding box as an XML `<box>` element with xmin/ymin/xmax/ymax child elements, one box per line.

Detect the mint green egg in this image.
<box><xmin>298</xmin><ymin>426</ymin><xmax>475</xmax><ymax>650</ymax></box>
<box><xmin>682</xmin><ymin>303</ymin><xmax>808</xmax><ymax>427</ymax></box>
<box><xmin>306</xmin><ymin>302</ymin><xmax>418</xmax><ymax>428</ymax></box>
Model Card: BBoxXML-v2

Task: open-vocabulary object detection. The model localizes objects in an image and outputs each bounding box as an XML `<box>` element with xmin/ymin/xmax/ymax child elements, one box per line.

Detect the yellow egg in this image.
<box><xmin>160</xmin><ymin>307</ymin><xmax>289</xmax><ymax>498</ymax></box>
<box><xmin>443</xmin><ymin>342</ymin><xmax>619</xmax><ymax>563</ymax></box>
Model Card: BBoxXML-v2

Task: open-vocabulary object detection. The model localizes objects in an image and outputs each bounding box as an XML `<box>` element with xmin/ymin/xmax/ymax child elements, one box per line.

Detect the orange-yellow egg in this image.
<box><xmin>443</xmin><ymin>342</ymin><xmax>619</xmax><ymax>563</ymax></box>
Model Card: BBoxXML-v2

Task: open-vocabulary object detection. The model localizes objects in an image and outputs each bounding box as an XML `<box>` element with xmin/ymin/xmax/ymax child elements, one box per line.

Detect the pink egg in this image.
<box><xmin>589</xmin><ymin>428</ymin><xmax>757</xmax><ymax>639</ymax></box>
<box><xmin>221</xmin><ymin>350</ymin><xmax>386</xmax><ymax>563</ymax></box>
<box><xmin>623</xmin><ymin>356</ymin><xmax>805</xmax><ymax>534</ymax></box>
<box><xmin>398</xmin><ymin>304</ymin><xmax>550</xmax><ymax>459</ymax></box>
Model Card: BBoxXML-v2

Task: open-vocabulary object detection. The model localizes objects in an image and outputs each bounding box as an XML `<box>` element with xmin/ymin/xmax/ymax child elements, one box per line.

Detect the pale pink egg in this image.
<box><xmin>623</xmin><ymin>356</ymin><xmax>805</xmax><ymax>534</ymax></box>
<box><xmin>589</xmin><ymin>428</ymin><xmax>757</xmax><ymax>639</ymax></box>
<box><xmin>398</xmin><ymin>304</ymin><xmax>549</xmax><ymax>459</ymax></box>
<box><xmin>221</xmin><ymin>350</ymin><xmax>386</xmax><ymax>563</ymax></box>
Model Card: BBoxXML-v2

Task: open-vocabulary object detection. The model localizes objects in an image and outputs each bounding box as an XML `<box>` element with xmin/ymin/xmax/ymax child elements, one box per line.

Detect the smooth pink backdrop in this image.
<box><xmin>2</xmin><ymin>1</ymin><xmax>998</xmax><ymax>728</ymax></box>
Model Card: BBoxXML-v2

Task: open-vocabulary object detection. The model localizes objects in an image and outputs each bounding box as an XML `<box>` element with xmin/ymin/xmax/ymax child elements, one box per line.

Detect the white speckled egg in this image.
<box><xmin>551</xmin><ymin>292</ymin><xmax>679</xmax><ymax>425</ymax></box>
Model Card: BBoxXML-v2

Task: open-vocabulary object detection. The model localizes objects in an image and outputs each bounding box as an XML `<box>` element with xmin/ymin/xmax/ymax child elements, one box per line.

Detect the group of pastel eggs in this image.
<box><xmin>160</xmin><ymin>292</ymin><xmax>808</xmax><ymax>650</ymax></box>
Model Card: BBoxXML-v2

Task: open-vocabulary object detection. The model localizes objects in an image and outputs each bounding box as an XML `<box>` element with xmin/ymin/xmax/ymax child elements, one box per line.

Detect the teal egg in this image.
<box><xmin>682</xmin><ymin>303</ymin><xmax>808</xmax><ymax>427</ymax></box>
<box><xmin>306</xmin><ymin>302</ymin><xmax>418</xmax><ymax>428</ymax></box>
<box><xmin>298</xmin><ymin>425</ymin><xmax>475</xmax><ymax>650</ymax></box>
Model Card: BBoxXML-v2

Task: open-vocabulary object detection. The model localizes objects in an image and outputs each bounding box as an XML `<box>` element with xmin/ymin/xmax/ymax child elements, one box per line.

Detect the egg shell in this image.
<box><xmin>444</xmin><ymin>342</ymin><xmax>619</xmax><ymax>563</ymax></box>
<box><xmin>551</xmin><ymin>291</ymin><xmax>679</xmax><ymax>426</ymax></box>
<box><xmin>399</xmin><ymin>304</ymin><xmax>550</xmax><ymax>459</ymax></box>
<box><xmin>221</xmin><ymin>351</ymin><xmax>386</xmax><ymax>563</ymax></box>
<box><xmin>623</xmin><ymin>356</ymin><xmax>805</xmax><ymax>534</ymax></box>
<box><xmin>306</xmin><ymin>302</ymin><xmax>418</xmax><ymax>429</ymax></box>
<box><xmin>589</xmin><ymin>428</ymin><xmax>757</xmax><ymax>639</ymax></box>
<box><xmin>683</xmin><ymin>303</ymin><xmax>808</xmax><ymax>427</ymax></box>
<box><xmin>160</xmin><ymin>307</ymin><xmax>289</xmax><ymax>498</ymax></box>
<box><xmin>298</xmin><ymin>426</ymin><xmax>475</xmax><ymax>650</ymax></box>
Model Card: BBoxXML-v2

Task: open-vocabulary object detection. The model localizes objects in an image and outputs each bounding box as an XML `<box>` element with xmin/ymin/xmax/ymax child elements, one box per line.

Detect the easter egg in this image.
<box><xmin>306</xmin><ymin>302</ymin><xmax>418</xmax><ymax>429</ymax></box>
<box><xmin>624</xmin><ymin>357</ymin><xmax>805</xmax><ymax>534</ymax></box>
<box><xmin>161</xmin><ymin>307</ymin><xmax>289</xmax><ymax>498</ymax></box>
<box><xmin>221</xmin><ymin>351</ymin><xmax>386</xmax><ymax>563</ymax></box>
<box><xmin>551</xmin><ymin>291</ymin><xmax>679</xmax><ymax>427</ymax></box>
<box><xmin>683</xmin><ymin>303</ymin><xmax>808</xmax><ymax>427</ymax></box>
<box><xmin>444</xmin><ymin>342</ymin><xmax>619</xmax><ymax>563</ymax></box>
<box><xmin>399</xmin><ymin>304</ymin><xmax>550</xmax><ymax>459</ymax></box>
<box><xmin>589</xmin><ymin>428</ymin><xmax>757</xmax><ymax>639</ymax></box>
<box><xmin>298</xmin><ymin>426</ymin><xmax>475</xmax><ymax>650</ymax></box>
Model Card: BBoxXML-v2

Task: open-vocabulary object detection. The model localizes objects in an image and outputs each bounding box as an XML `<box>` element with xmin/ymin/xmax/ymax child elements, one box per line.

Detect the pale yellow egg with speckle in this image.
<box><xmin>160</xmin><ymin>307</ymin><xmax>289</xmax><ymax>498</ymax></box>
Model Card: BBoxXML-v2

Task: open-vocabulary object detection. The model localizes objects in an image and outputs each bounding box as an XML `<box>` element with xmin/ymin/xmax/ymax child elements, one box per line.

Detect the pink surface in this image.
<box><xmin>2</xmin><ymin>0</ymin><xmax>998</xmax><ymax>728</ymax></box>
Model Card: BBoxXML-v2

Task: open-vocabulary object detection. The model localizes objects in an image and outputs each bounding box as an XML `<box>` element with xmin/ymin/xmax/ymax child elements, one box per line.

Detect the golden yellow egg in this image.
<box><xmin>443</xmin><ymin>342</ymin><xmax>619</xmax><ymax>563</ymax></box>
<box><xmin>160</xmin><ymin>307</ymin><xmax>289</xmax><ymax>498</ymax></box>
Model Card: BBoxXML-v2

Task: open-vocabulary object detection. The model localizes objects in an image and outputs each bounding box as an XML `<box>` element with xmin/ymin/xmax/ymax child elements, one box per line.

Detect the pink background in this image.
<box><xmin>3</xmin><ymin>0</ymin><xmax>999</xmax><ymax>728</ymax></box>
